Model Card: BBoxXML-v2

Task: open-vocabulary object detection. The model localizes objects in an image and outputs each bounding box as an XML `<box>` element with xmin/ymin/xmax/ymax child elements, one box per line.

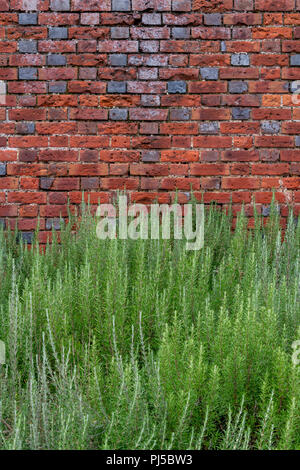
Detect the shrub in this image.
<box><xmin>0</xmin><ymin>202</ymin><xmax>299</xmax><ymax>449</ymax></box>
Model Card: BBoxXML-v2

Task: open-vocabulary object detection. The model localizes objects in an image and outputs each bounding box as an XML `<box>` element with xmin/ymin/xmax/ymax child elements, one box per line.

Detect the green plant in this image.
<box><xmin>0</xmin><ymin>201</ymin><xmax>299</xmax><ymax>449</ymax></box>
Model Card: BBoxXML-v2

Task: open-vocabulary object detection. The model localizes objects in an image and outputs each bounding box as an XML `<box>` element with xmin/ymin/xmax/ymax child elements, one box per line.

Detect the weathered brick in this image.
<box><xmin>172</xmin><ymin>0</ymin><xmax>191</xmax><ymax>11</ymax></box>
<box><xmin>200</xmin><ymin>122</ymin><xmax>219</xmax><ymax>134</ymax></box>
<box><xmin>16</xmin><ymin>122</ymin><xmax>35</xmax><ymax>134</ymax></box>
<box><xmin>109</xmin><ymin>108</ymin><xmax>128</xmax><ymax>120</ymax></box>
<box><xmin>46</xmin><ymin>218</ymin><xmax>62</xmax><ymax>230</ymax></box>
<box><xmin>261</xmin><ymin>121</ymin><xmax>281</xmax><ymax>134</ymax></box>
<box><xmin>141</xmin><ymin>95</ymin><xmax>160</xmax><ymax>106</ymax></box>
<box><xmin>204</xmin><ymin>14</ymin><xmax>222</xmax><ymax>25</ymax></box>
<box><xmin>50</xmin><ymin>0</ymin><xmax>70</xmax><ymax>11</ymax></box>
<box><xmin>170</xmin><ymin>108</ymin><xmax>190</xmax><ymax>120</ymax></box>
<box><xmin>229</xmin><ymin>81</ymin><xmax>248</xmax><ymax>93</ymax></box>
<box><xmin>142</xmin><ymin>13</ymin><xmax>162</xmax><ymax>25</ymax></box>
<box><xmin>142</xmin><ymin>150</ymin><xmax>160</xmax><ymax>162</ymax></box>
<box><xmin>112</xmin><ymin>0</ymin><xmax>131</xmax><ymax>11</ymax></box>
<box><xmin>81</xmin><ymin>13</ymin><xmax>100</xmax><ymax>25</ymax></box>
<box><xmin>111</xmin><ymin>26</ymin><xmax>129</xmax><ymax>38</ymax></box>
<box><xmin>231</xmin><ymin>53</ymin><xmax>250</xmax><ymax>66</ymax></box>
<box><xmin>234</xmin><ymin>0</ymin><xmax>253</xmax><ymax>10</ymax></box>
<box><xmin>232</xmin><ymin>108</ymin><xmax>250</xmax><ymax>120</ymax></box>
<box><xmin>200</xmin><ymin>67</ymin><xmax>219</xmax><ymax>80</ymax></box>
<box><xmin>172</xmin><ymin>27</ymin><xmax>190</xmax><ymax>38</ymax></box>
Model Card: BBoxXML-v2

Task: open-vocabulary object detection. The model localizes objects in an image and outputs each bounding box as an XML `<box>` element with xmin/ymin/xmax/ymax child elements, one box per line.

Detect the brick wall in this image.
<box><xmin>1</xmin><ymin>0</ymin><xmax>300</xmax><ymax>242</ymax></box>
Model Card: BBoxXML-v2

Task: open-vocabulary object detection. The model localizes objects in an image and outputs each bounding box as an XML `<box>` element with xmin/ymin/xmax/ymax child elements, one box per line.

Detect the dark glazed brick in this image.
<box><xmin>290</xmin><ymin>55</ymin><xmax>300</xmax><ymax>66</ymax></box>
<box><xmin>229</xmin><ymin>81</ymin><xmax>248</xmax><ymax>93</ymax></box>
<box><xmin>19</xmin><ymin>13</ymin><xmax>37</xmax><ymax>25</ymax></box>
<box><xmin>234</xmin><ymin>0</ymin><xmax>253</xmax><ymax>9</ymax></box>
<box><xmin>262</xmin><ymin>205</ymin><xmax>270</xmax><ymax>217</ymax></box>
<box><xmin>109</xmin><ymin>108</ymin><xmax>128</xmax><ymax>120</ymax></box>
<box><xmin>107</xmin><ymin>81</ymin><xmax>127</xmax><ymax>93</ymax></box>
<box><xmin>16</xmin><ymin>122</ymin><xmax>35</xmax><ymax>134</ymax></box>
<box><xmin>50</xmin><ymin>0</ymin><xmax>70</xmax><ymax>10</ymax></box>
<box><xmin>232</xmin><ymin>108</ymin><xmax>251</xmax><ymax>120</ymax></box>
<box><xmin>200</xmin><ymin>122</ymin><xmax>219</xmax><ymax>134</ymax></box>
<box><xmin>170</xmin><ymin>108</ymin><xmax>190</xmax><ymax>120</ymax></box>
<box><xmin>142</xmin><ymin>13</ymin><xmax>161</xmax><ymax>25</ymax></box>
<box><xmin>200</xmin><ymin>68</ymin><xmax>219</xmax><ymax>80</ymax></box>
<box><xmin>221</xmin><ymin>41</ymin><xmax>227</xmax><ymax>52</ymax></box>
<box><xmin>142</xmin><ymin>150</ymin><xmax>160</xmax><ymax>162</ymax></box>
<box><xmin>204</xmin><ymin>14</ymin><xmax>222</xmax><ymax>26</ymax></box>
<box><xmin>290</xmin><ymin>81</ymin><xmax>300</xmax><ymax>93</ymax></box>
<box><xmin>202</xmin><ymin>151</ymin><xmax>219</xmax><ymax>162</ymax></box>
<box><xmin>47</xmin><ymin>55</ymin><xmax>66</xmax><ymax>66</ymax></box>
<box><xmin>49</xmin><ymin>82</ymin><xmax>67</xmax><ymax>93</ymax></box>
<box><xmin>19</xmin><ymin>150</ymin><xmax>37</xmax><ymax>162</ymax></box>
<box><xmin>140</xmin><ymin>41</ymin><xmax>159</xmax><ymax>53</ymax></box>
<box><xmin>20</xmin><ymin>232</ymin><xmax>34</xmax><ymax>245</ymax></box>
<box><xmin>172</xmin><ymin>27</ymin><xmax>190</xmax><ymax>39</ymax></box>
<box><xmin>49</xmin><ymin>27</ymin><xmax>68</xmax><ymax>39</ymax></box>
<box><xmin>231</xmin><ymin>53</ymin><xmax>250</xmax><ymax>66</ymax></box>
<box><xmin>40</xmin><ymin>177</ymin><xmax>54</xmax><ymax>190</ymax></box>
<box><xmin>112</xmin><ymin>0</ymin><xmax>131</xmax><ymax>11</ymax></box>
<box><xmin>81</xmin><ymin>178</ymin><xmax>99</xmax><ymax>190</ymax></box>
<box><xmin>19</xmin><ymin>40</ymin><xmax>37</xmax><ymax>53</ymax></box>
<box><xmin>168</xmin><ymin>81</ymin><xmax>187</xmax><ymax>93</ymax></box>
<box><xmin>172</xmin><ymin>0</ymin><xmax>191</xmax><ymax>12</ymax></box>
<box><xmin>141</xmin><ymin>95</ymin><xmax>160</xmax><ymax>106</ymax></box>
<box><xmin>260</xmin><ymin>150</ymin><xmax>279</xmax><ymax>162</ymax></box>
<box><xmin>111</xmin><ymin>27</ymin><xmax>129</xmax><ymax>39</ymax></box>
<box><xmin>46</xmin><ymin>218</ymin><xmax>63</xmax><ymax>230</ymax></box>
<box><xmin>110</xmin><ymin>54</ymin><xmax>127</xmax><ymax>66</ymax></box>
<box><xmin>261</xmin><ymin>121</ymin><xmax>281</xmax><ymax>134</ymax></box>
<box><xmin>0</xmin><ymin>163</ymin><xmax>6</xmax><ymax>176</ymax></box>
<box><xmin>19</xmin><ymin>68</ymin><xmax>37</xmax><ymax>80</ymax></box>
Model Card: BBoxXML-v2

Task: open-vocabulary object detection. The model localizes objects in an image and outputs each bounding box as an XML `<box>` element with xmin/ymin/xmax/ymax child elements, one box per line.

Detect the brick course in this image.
<box><xmin>0</xmin><ymin>0</ymin><xmax>300</xmax><ymax>240</ymax></box>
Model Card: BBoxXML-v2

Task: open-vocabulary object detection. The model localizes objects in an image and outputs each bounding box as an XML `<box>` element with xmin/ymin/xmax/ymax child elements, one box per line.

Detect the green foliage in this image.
<box><xmin>0</xmin><ymin>202</ymin><xmax>299</xmax><ymax>449</ymax></box>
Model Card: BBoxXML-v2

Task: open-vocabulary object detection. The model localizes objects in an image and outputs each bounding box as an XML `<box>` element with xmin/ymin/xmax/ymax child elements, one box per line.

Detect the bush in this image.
<box><xmin>0</xmin><ymin>202</ymin><xmax>299</xmax><ymax>449</ymax></box>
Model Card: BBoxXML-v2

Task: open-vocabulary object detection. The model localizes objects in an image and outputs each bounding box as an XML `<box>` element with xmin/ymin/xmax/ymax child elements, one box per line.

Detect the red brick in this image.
<box><xmin>222</xmin><ymin>177</ymin><xmax>260</xmax><ymax>189</ymax></box>
<box><xmin>7</xmin><ymin>192</ymin><xmax>47</xmax><ymax>204</ymax></box>
<box><xmin>161</xmin><ymin>150</ymin><xmax>199</xmax><ymax>162</ymax></box>
<box><xmin>190</xmin><ymin>163</ymin><xmax>229</xmax><ymax>175</ymax></box>
<box><xmin>252</xmin><ymin>27</ymin><xmax>292</xmax><ymax>38</ymax></box>
<box><xmin>255</xmin><ymin>136</ymin><xmax>293</xmax><ymax>147</ymax></box>
<box><xmin>0</xmin><ymin>0</ymin><xmax>299</xmax><ymax>232</ymax></box>
<box><xmin>69</xmin><ymin>164</ymin><xmax>108</xmax><ymax>176</ymax></box>
<box><xmin>252</xmin><ymin>164</ymin><xmax>290</xmax><ymax>175</ymax></box>
<box><xmin>194</xmin><ymin>136</ymin><xmax>232</xmax><ymax>148</ymax></box>
<box><xmin>255</xmin><ymin>0</ymin><xmax>295</xmax><ymax>11</ymax></box>
<box><xmin>222</xmin><ymin>150</ymin><xmax>259</xmax><ymax>161</ymax></box>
